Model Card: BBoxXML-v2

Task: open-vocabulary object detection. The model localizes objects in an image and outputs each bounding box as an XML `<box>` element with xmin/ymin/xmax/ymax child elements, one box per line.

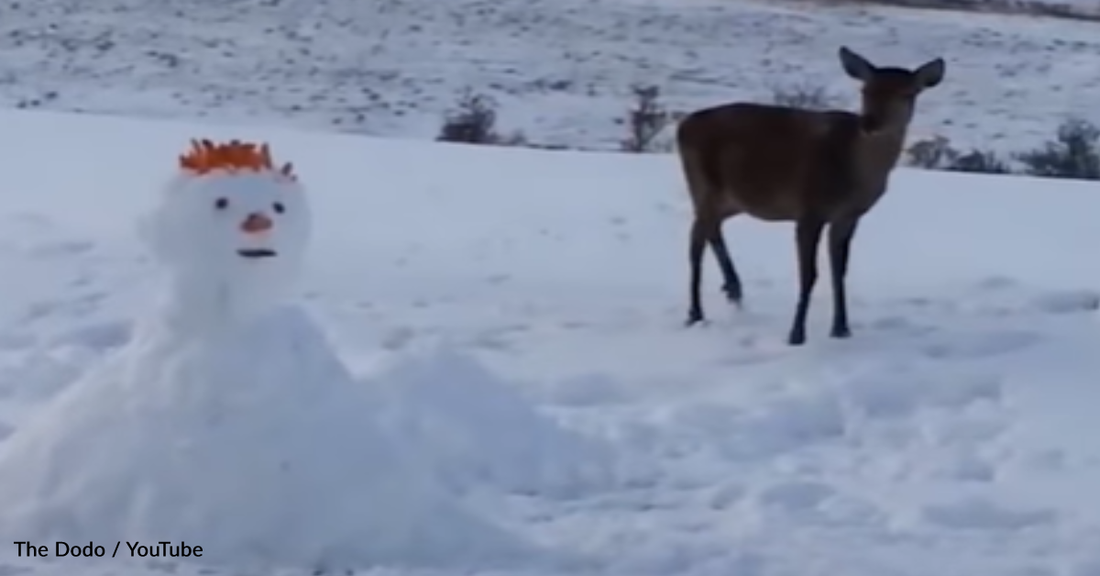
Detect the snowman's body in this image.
<box><xmin>0</xmin><ymin>140</ymin><xmax>526</xmax><ymax>571</ymax></box>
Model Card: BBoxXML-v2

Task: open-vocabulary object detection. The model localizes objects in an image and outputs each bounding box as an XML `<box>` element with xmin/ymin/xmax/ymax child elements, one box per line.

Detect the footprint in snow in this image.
<box><xmin>922</xmin><ymin>496</ymin><xmax>1057</xmax><ymax>531</ymax></box>
<box><xmin>708</xmin><ymin>482</ymin><xmax>746</xmax><ymax>510</ymax></box>
<box><xmin>379</xmin><ymin>326</ymin><xmax>419</xmax><ymax>350</ymax></box>
<box><xmin>48</xmin><ymin>319</ymin><xmax>132</xmax><ymax>351</ymax></box>
<box><xmin>67</xmin><ymin>271</ymin><xmax>97</xmax><ymax>289</ymax></box>
<box><xmin>975</xmin><ymin>275</ymin><xmax>1020</xmax><ymax>292</ymax></box>
<box><xmin>19</xmin><ymin>300</ymin><xmax>60</xmax><ymax>323</ymax></box>
<box><xmin>867</xmin><ymin>314</ymin><xmax>937</xmax><ymax>337</ymax></box>
<box><xmin>756</xmin><ymin>480</ymin><xmax>835</xmax><ymax>511</ymax></box>
<box><xmin>754</xmin><ymin>481</ymin><xmax>887</xmax><ymax>527</ymax></box>
<box><xmin>1029</xmin><ymin>289</ymin><xmax>1100</xmax><ymax>314</ymax></box>
<box><xmin>921</xmin><ymin>330</ymin><xmax>1041</xmax><ymax>360</ymax></box>
<box><xmin>466</xmin><ymin>327</ymin><xmax>521</xmax><ymax>351</ymax></box>
<box><xmin>0</xmin><ymin>212</ymin><xmax>53</xmax><ymax>238</ymax></box>
<box><xmin>25</xmin><ymin>239</ymin><xmax>96</xmax><ymax>259</ymax></box>
<box><xmin>18</xmin><ymin>290</ymin><xmax>112</xmax><ymax>325</ymax></box>
<box><xmin>67</xmin><ymin>290</ymin><xmax>111</xmax><ymax>318</ymax></box>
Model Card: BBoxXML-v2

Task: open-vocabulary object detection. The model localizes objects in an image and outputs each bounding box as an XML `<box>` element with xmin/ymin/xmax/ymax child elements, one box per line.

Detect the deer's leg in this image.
<box><xmin>787</xmin><ymin>216</ymin><xmax>826</xmax><ymax>346</ymax></box>
<box><xmin>686</xmin><ymin>215</ymin><xmax>715</xmax><ymax>326</ymax></box>
<box><xmin>827</xmin><ymin>217</ymin><xmax>859</xmax><ymax>339</ymax></box>
<box><xmin>708</xmin><ymin>219</ymin><xmax>743</xmax><ymax>306</ymax></box>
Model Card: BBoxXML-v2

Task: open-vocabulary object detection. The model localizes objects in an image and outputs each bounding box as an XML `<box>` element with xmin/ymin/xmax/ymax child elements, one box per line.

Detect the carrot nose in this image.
<box><xmin>240</xmin><ymin>212</ymin><xmax>273</xmax><ymax>234</ymax></box>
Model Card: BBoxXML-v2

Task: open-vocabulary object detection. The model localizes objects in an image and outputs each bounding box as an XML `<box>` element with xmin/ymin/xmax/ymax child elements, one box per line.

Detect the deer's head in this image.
<box><xmin>839</xmin><ymin>46</ymin><xmax>945</xmax><ymax>135</ymax></box>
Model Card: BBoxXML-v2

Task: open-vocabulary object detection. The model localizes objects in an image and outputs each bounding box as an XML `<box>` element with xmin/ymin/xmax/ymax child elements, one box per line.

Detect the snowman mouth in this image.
<box><xmin>237</xmin><ymin>248</ymin><xmax>277</xmax><ymax>259</ymax></box>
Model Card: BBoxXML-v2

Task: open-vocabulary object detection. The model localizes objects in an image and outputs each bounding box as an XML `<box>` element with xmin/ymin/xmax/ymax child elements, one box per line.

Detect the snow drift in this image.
<box><xmin>0</xmin><ymin>308</ymin><xmax>536</xmax><ymax>571</ymax></box>
<box><xmin>363</xmin><ymin>340</ymin><xmax>620</xmax><ymax>498</ymax></box>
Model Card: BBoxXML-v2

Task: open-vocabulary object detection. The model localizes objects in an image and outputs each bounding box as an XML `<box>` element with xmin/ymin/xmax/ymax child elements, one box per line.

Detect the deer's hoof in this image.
<box><xmin>830</xmin><ymin>325</ymin><xmax>852</xmax><ymax>339</ymax></box>
<box><xmin>787</xmin><ymin>331</ymin><xmax>806</xmax><ymax>346</ymax></box>
<box><xmin>685</xmin><ymin>310</ymin><xmax>705</xmax><ymax>327</ymax></box>
<box><xmin>722</xmin><ymin>284</ymin><xmax>743</xmax><ymax>305</ymax></box>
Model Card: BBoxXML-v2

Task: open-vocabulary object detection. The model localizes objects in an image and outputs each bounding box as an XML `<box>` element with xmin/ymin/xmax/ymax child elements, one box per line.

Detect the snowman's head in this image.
<box><xmin>142</xmin><ymin>139</ymin><xmax>311</xmax><ymax>308</ymax></box>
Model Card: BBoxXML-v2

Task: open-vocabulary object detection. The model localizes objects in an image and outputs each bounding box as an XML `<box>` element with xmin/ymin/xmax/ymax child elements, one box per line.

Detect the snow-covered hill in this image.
<box><xmin>2</xmin><ymin>109</ymin><xmax>1100</xmax><ymax>576</ymax></box>
<box><xmin>2</xmin><ymin>0</ymin><xmax>1098</xmax><ymax>155</ymax></box>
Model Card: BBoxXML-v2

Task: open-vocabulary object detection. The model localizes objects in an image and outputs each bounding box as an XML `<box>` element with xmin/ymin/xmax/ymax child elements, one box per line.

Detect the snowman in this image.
<box><xmin>0</xmin><ymin>139</ymin><xmax>530</xmax><ymax>572</ymax></box>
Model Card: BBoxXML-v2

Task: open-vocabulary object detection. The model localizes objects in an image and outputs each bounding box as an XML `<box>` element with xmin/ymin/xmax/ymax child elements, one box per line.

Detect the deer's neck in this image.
<box><xmin>854</xmin><ymin>125</ymin><xmax>908</xmax><ymax>187</ymax></box>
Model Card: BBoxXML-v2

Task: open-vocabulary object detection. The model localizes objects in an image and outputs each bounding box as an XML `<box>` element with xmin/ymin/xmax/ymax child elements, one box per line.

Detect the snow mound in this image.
<box><xmin>363</xmin><ymin>340</ymin><xmax>618</xmax><ymax>498</ymax></box>
<box><xmin>0</xmin><ymin>308</ymin><xmax>535</xmax><ymax>572</ymax></box>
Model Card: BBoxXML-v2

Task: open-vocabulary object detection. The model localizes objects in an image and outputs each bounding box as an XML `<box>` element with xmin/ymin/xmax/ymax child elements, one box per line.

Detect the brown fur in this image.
<box><xmin>678</xmin><ymin>46</ymin><xmax>945</xmax><ymax>345</ymax></box>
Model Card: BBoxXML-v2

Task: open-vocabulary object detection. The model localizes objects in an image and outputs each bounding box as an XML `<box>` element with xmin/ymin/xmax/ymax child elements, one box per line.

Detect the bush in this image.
<box><xmin>907</xmin><ymin>120</ymin><xmax>1100</xmax><ymax>180</ymax></box>
<box><xmin>906</xmin><ymin>135</ymin><xmax>956</xmax><ymax>169</ymax></box>
<box><xmin>1015</xmin><ymin>117</ymin><xmax>1100</xmax><ymax>180</ymax></box>
<box><xmin>620</xmin><ymin>84</ymin><xmax>675</xmax><ymax>153</ymax></box>
<box><xmin>437</xmin><ymin>88</ymin><xmax>526</xmax><ymax>146</ymax></box>
<box><xmin>946</xmin><ymin>149</ymin><xmax>1012</xmax><ymax>174</ymax></box>
<box><xmin>905</xmin><ymin>135</ymin><xmax>1012</xmax><ymax>174</ymax></box>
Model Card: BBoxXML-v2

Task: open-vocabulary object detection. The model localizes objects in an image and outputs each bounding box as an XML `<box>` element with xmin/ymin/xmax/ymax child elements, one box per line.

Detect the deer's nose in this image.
<box><xmin>240</xmin><ymin>212</ymin><xmax>273</xmax><ymax>234</ymax></box>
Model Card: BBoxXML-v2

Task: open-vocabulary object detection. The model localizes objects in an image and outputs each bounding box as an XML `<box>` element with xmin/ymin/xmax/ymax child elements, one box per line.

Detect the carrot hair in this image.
<box><xmin>178</xmin><ymin>139</ymin><xmax>295</xmax><ymax>180</ymax></box>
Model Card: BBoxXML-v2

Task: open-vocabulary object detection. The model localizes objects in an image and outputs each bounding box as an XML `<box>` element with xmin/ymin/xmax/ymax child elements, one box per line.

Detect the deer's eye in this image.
<box><xmin>273</xmin><ymin>202</ymin><xmax>285</xmax><ymax>214</ymax></box>
<box><xmin>214</xmin><ymin>197</ymin><xmax>229</xmax><ymax>210</ymax></box>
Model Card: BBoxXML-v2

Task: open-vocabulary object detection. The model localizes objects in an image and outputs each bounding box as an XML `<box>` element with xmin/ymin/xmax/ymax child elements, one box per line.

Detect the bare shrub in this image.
<box><xmin>1016</xmin><ymin>118</ymin><xmax>1100</xmax><ymax>180</ymax></box>
<box><xmin>437</xmin><ymin>88</ymin><xmax>526</xmax><ymax>146</ymax></box>
<box><xmin>770</xmin><ymin>82</ymin><xmax>840</xmax><ymax>111</ymax></box>
<box><xmin>906</xmin><ymin>134</ymin><xmax>956</xmax><ymax>169</ymax></box>
<box><xmin>620</xmin><ymin>84</ymin><xmax>675</xmax><ymax>153</ymax></box>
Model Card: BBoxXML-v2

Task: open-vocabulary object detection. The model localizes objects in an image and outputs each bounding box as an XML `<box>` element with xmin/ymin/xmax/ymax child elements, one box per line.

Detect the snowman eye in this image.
<box><xmin>273</xmin><ymin>202</ymin><xmax>285</xmax><ymax>214</ymax></box>
<box><xmin>214</xmin><ymin>197</ymin><xmax>229</xmax><ymax>210</ymax></box>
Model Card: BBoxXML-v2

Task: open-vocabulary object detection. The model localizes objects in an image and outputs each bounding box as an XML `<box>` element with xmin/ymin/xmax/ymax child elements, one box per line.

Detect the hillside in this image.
<box><xmin>2</xmin><ymin>0</ymin><xmax>1098</xmax><ymax>156</ymax></box>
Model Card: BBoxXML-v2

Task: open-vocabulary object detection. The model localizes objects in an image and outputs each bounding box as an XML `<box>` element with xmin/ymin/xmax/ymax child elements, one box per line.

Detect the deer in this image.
<box><xmin>676</xmin><ymin>46</ymin><xmax>945</xmax><ymax>346</ymax></box>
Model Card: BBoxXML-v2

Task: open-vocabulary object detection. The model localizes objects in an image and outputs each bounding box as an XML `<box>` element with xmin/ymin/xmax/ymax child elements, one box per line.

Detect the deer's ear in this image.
<box><xmin>914</xmin><ymin>57</ymin><xmax>945</xmax><ymax>89</ymax></box>
<box><xmin>838</xmin><ymin>46</ymin><xmax>875</xmax><ymax>81</ymax></box>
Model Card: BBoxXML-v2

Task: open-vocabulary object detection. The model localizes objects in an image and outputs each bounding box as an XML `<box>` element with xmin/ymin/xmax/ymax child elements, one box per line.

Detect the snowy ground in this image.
<box><xmin>1</xmin><ymin>0</ymin><xmax>1098</xmax><ymax>155</ymax></box>
<box><xmin>3</xmin><ymin>109</ymin><xmax>1100</xmax><ymax>576</ymax></box>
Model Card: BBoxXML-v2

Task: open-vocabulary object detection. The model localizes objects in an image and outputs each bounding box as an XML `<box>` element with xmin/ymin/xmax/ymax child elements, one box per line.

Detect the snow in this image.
<box><xmin>362</xmin><ymin>340</ymin><xmax>622</xmax><ymax>498</ymax></box>
<box><xmin>2</xmin><ymin>0</ymin><xmax>1098</xmax><ymax>156</ymax></box>
<box><xmin>1</xmin><ymin>108</ymin><xmax>1100</xmax><ymax>576</ymax></box>
<box><xmin>0</xmin><ymin>139</ymin><xmax>539</xmax><ymax>573</ymax></box>
<box><xmin>0</xmin><ymin>307</ymin><xmax>534</xmax><ymax>573</ymax></box>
